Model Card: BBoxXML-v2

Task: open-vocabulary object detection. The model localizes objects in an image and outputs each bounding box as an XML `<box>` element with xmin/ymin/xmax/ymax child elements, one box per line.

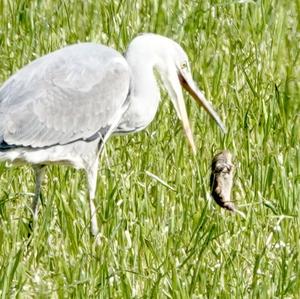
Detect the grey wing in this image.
<box><xmin>0</xmin><ymin>43</ymin><xmax>130</xmax><ymax>148</ymax></box>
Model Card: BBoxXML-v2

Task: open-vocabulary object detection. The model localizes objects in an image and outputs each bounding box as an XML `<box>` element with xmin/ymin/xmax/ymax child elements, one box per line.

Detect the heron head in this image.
<box><xmin>154</xmin><ymin>36</ymin><xmax>226</xmax><ymax>154</ymax></box>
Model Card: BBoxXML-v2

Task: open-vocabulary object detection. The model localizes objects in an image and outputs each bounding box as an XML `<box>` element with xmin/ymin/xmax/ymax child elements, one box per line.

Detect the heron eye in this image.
<box><xmin>181</xmin><ymin>62</ymin><xmax>187</xmax><ymax>69</ymax></box>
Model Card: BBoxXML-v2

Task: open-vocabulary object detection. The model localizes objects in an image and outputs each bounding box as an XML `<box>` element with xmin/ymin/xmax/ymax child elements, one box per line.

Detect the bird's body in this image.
<box><xmin>0</xmin><ymin>34</ymin><xmax>226</xmax><ymax>236</ymax></box>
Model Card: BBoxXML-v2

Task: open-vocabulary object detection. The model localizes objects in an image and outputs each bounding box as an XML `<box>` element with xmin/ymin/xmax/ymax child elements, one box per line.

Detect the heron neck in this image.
<box><xmin>116</xmin><ymin>51</ymin><xmax>160</xmax><ymax>133</ymax></box>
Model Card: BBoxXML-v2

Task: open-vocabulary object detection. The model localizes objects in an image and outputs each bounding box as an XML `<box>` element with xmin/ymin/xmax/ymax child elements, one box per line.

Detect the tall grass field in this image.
<box><xmin>0</xmin><ymin>0</ymin><xmax>299</xmax><ymax>297</ymax></box>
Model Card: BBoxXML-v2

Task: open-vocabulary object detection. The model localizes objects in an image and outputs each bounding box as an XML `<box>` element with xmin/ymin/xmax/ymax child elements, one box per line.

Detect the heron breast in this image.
<box><xmin>116</xmin><ymin>93</ymin><xmax>159</xmax><ymax>133</ymax></box>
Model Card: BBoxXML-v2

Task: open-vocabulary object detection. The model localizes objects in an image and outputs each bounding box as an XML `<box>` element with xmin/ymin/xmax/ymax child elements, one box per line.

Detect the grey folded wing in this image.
<box><xmin>0</xmin><ymin>43</ymin><xmax>131</xmax><ymax>148</ymax></box>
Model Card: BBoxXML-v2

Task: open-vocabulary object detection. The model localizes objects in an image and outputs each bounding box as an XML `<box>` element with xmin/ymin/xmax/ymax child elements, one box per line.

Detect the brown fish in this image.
<box><xmin>210</xmin><ymin>150</ymin><xmax>235</xmax><ymax>211</ymax></box>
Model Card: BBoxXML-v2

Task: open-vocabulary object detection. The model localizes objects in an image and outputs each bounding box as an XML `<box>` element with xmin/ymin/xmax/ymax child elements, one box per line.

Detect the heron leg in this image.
<box><xmin>31</xmin><ymin>165</ymin><xmax>46</xmax><ymax>221</ymax></box>
<box><xmin>85</xmin><ymin>160</ymin><xmax>99</xmax><ymax>237</ymax></box>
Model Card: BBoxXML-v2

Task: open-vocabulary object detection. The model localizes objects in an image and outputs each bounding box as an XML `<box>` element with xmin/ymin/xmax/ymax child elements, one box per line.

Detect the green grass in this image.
<box><xmin>0</xmin><ymin>0</ymin><xmax>299</xmax><ymax>297</ymax></box>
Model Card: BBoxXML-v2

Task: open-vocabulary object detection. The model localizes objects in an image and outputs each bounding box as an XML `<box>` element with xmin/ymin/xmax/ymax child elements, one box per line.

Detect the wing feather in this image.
<box><xmin>0</xmin><ymin>43</ymin><xmax>130</xmax><ymax>148</ymax></box>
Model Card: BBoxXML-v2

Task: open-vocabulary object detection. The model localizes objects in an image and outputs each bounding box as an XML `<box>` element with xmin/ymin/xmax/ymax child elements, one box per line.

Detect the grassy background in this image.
<box><xmin>0</xmin><ymin>0</ymin><xmax>299</xmax><ymax>297</ymax></box>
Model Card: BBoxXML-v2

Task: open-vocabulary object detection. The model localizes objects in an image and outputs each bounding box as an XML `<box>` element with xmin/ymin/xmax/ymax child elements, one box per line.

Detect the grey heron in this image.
<box><xmin>0</xmin><ymin>33</ymin><xmax>226</xmax><ymax>236</ymax></box>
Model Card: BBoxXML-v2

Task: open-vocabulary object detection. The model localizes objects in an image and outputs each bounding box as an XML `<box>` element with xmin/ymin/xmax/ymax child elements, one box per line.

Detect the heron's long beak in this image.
<box><xmin>160</xmin><ymin>68</ymin><xmax>197</xmax><ymax>154</ymax></box>
<box><xmin>162</xmin><ymin>67</ymin><xmax>226</xmax><ymax>155</ymax></box>
<box><xmin>178</xmin><ymin>70</ymin><xmax>227</xmax><ymax>134</ymax></box>
<box><xmin>173</xmin><ymin>83</ymin><xmax>197</xmax><ymax>155</ymax></box>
